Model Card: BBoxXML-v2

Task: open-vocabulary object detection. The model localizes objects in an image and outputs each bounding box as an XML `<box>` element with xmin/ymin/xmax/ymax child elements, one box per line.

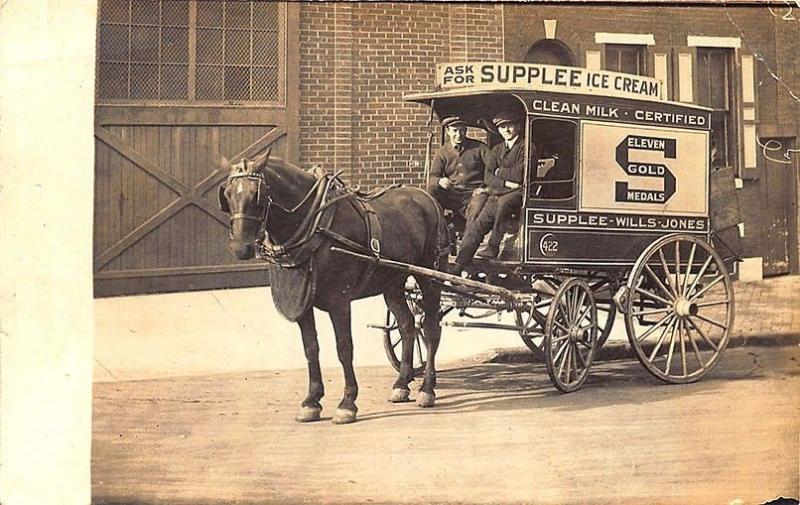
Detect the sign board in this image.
<box><xmin>436</xmin><ymin>62</ymin><xmax>664</xmax><ymax>102</ymax></box>
<box><xmin>579</xmin><ymin>121</ymin><xmax>709</xmax><ymax>217</ymax></box>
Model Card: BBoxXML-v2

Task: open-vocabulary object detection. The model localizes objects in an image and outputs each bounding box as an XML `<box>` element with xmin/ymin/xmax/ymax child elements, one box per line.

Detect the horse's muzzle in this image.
<box><xmin>231</xmin><ymin>241</ymin><xmax>256</xmax><ymax>260</ymax></box>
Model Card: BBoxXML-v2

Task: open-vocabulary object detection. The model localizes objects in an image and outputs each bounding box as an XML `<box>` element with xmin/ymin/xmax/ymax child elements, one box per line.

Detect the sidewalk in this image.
<box><xmin>491</xmin><ymin>274</ymin><xmax>800</xmax><ymax>363</ymax></box>
<box><xmin>94</xmin><ymin>275</ymin><xmax>800</xmax><ymax>382</ymax></box>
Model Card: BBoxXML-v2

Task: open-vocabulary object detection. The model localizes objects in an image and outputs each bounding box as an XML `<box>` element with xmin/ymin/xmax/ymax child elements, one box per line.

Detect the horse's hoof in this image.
<box><xmin>332</xmin><ymin>408</ymin><xmax>357</xmax><ymax>424</ymax></box>
<box><xmin>417</xmin><ymin>391</ymin><xmax>435</xmax><ymax>408</ymax></box>
<box><xmin>295</xmin><ymin>406</ymin><xmax>322</xmax><ymax>423</ymax></box>
<box><xmin>388</xmin><ymin>388</ymin><xmax>411</xmax><ymax>403</ymax></box>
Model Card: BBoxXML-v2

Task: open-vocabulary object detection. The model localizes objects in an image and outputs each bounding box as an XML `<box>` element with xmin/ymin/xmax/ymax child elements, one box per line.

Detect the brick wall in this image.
<box><xmin>299</xmin><ymin>3</ymin><xmax>798</xmax><ymax>273</ymax></box>
<box><xmin>300</xmin><ymin>3</ymin><xmax>502</xmax><ymax>188</ymax></box>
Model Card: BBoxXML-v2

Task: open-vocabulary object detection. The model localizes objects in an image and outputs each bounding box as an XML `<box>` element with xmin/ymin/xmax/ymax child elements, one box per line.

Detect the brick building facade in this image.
<box><xmin>298</xmin><ymin>3</ymin><xmax>800</xmax><ymax>277</ymax></box>
<box><xmin>92</xmin><ymin>2</ymin><xmax>799</xmax><ymax>295</ymax></box>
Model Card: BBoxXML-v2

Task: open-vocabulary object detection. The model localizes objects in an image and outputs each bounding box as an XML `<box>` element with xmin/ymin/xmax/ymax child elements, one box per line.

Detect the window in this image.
<box><xmin>529</xmin><ymin>119</ymin><xmax>577</xmax><ymax>203</ymax></box>
<box><xmin>605</xmin><ymin>44</ymin><xmax>646</xmax><ymax>75</ymax></box>
<box><xmin>696</xmin><ymin>48</ymin><xmax>734</xmax><ymax>168</ymax></box>
<box><xmin>97</xmin><ymin>0</ymin><xmax>286</xmax><ymax>104</ymax></box>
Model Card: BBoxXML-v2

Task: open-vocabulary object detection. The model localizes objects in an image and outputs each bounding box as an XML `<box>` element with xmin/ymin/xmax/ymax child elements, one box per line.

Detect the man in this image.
<box><xmin>427</xmin><ymin>115</ymin><xmax>491</xmax><ymax>226</ymax></box>
<box><xmin>452</xmin><ymin>113</ymin><xmax>530</xmax><ymax>274</ymax></box>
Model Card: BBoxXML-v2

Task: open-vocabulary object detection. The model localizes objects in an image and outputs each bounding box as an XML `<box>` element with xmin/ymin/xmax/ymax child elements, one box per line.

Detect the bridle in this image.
<box><xmin>222</xmin><ymin>165</ymin><xmax>330</xmax><ymax>237</ymax></box>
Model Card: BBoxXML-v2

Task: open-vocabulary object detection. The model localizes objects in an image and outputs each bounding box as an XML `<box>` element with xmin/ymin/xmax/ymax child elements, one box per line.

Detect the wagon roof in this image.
<box><xmin>403</xmin><ymin>87</ymin><xmax>712</xmax><ymax>113</ymax></box>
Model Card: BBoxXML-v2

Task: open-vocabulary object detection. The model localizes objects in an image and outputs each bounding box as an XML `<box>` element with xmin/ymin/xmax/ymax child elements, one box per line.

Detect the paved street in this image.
<box><xmin>92</xmin><ymin>346</ymin><xmax>800</xmax><ymax>505</ymax></box>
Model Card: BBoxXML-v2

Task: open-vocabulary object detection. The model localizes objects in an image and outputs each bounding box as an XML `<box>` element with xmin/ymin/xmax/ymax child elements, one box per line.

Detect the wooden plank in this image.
<box><xmin>122</xmin><ymin>126</ymin><xmax>134</xmax><ymax>271</ymax></box>
<box><xmin>94</xmin><ymin>262</ymin><xmax>270</xmax><ymax>280</ymax></box>
<box><xmin>95</xmin><ymin>106</ymin><xmax>287</xmax><ymax>126</ymax></box>
<box><xmin>709</xmin><ymin>167</ymin><xmax>742</xmax><ymax>231</ymax></box>
<box><xmin>94</xmin><ymin>269</ymin><xmax>270</xmax><ymax>298</ymax></box>
<box><xmin>145</xmin><ymin>126</ymin><xmax>158</xmax><ymax>270</ymax></box>
<box><xmin>133</xmin><ymin>126</ymin><xmax>145</xmax><ymax>270</ymax></box>
<box><xmin>158</xmin><ymin>126</ymin><xmax>171</xmax><ymax>269</ymax></box>
<box><xmin>95</xmin><ymin>126</ymin><xmax>188</xmax><ymax>195</ymax></box>
<box><xmin>107</xmin><ymin>130</ymin><xmax>122</xmax><ymax>270</ymax></box>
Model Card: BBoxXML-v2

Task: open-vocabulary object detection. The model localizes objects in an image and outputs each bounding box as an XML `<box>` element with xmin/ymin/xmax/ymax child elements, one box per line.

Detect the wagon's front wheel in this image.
<box><xmin>544</xmin><ymin>278</ymin><xmax>598</xmax><ymax>393</ymax></box>
<box><xmin>382</xmin><ymin>287</ymin><xmax>428</xmax><ymax>377</ymax></box>
<box><xmin>624</xmin><ymin>234</ymin><xmax>734</xmax><ymax>383</ymax></box>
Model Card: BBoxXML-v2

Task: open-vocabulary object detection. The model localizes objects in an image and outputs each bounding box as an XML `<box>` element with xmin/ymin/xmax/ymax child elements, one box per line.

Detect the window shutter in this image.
<box><xmin>740</xmin><ymin>52</ymin><xmax>758</xmax><ymax>178</ymax></box>
<box><xmin>674</xmin><ymin>46</ymin><xmax>697</xmax><ymax>103</ymax></box>
<box><xmin>581</xmin><ymin>41</ymin><xmax>603</xmax><ymax>71</ymax></box>
<box><xmin>650</xmin><ymin>45</ymin><xmax>670</xmax><ymax>101</ymax></box>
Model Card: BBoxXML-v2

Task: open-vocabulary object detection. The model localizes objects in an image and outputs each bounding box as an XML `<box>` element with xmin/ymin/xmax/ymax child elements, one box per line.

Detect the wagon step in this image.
<box><xmin>330</xmin><ymin>246</ymin><xmax>519</xmax><ymax>303</ymax></box>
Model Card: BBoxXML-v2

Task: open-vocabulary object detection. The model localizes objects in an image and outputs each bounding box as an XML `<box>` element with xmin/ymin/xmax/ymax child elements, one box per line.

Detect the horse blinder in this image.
<box><xmin>218</xmin><ymin>183</ymin><xmax>230</xmax><ymax>213</ymax></box>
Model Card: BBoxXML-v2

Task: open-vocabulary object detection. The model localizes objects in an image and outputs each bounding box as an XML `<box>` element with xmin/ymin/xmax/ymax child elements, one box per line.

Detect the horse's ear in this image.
<box><xmin>218</xmin><ymin>184</ymin><xmax>230</xmax><ymax>213</ymax></box>
<box><xmin>254</xmin><ymin>148</ymin><xmax>272</xmax><ymax>171</ymax></box>
<box><xmin>220</xmin><ymin>156</ymin><xmax>232</xmax><ymax>172</ymax></box>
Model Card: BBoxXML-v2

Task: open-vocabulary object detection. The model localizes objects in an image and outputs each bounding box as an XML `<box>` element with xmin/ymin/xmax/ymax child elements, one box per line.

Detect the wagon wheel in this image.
<box><xmin>624</xmin><ymin>234</ymin><xmax>734</xmax><ymax>383</ymax></box>
<box><xmin>588</xmin><ymin>276</ymin><xmax>618</xmax><ymax>348</ymax></box>
<box><xmin>514</xmin><ymin>278</ymin><xmax>558</xmax><ymax>360</ymax></box>
<box><xmin>382</xmin><ymin>288</ymin><xmax>428</xmax><ymax>377</ymax></box>
<box><xmin>544</xmin><ymin>278</ymin><xmax>599</xmax><ymax>393</ymax></box>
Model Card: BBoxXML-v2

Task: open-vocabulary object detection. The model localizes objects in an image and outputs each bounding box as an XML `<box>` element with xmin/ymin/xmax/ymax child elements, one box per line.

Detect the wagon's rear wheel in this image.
<box><xmin>382</xmin><ymin>286</ymin><xmax>428</xmax><ymax>377</ymax></box>
<box><xmin>544</xmin><ymin>278</ymin><xmax>599</xmax><ymax>393</ymax></box>
<box><xmin>624</xmin><ymin>234</ymin><xmax>734</xmax><ymax>383</ymax></box>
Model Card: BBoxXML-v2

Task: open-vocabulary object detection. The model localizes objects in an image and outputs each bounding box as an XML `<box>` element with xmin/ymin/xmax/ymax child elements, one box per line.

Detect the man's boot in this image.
<box><xmin>476</xmin><ymin>242</ymin><xmax>500</xmax><ymax>259</ymax></box>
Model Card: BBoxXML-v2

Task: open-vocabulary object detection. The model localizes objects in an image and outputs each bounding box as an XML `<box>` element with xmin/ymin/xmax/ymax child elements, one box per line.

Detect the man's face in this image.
<box><xmin>498</xmin><ymin>122</ymin><xmax>520</xmax><ymax>142</ymax></box>
<box><xmin>446</xmin><ymin>125</ymin><xmax>466</xmax><ymax>146</ymax></box>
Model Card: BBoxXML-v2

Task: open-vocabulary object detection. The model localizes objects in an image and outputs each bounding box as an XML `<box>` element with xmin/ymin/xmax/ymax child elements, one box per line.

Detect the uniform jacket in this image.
<box><xmin>484</xmin><ymin>137</ymin><xmax>529</xmax><ymax>195</ymax></box>
<box><xmin>428</xmin><ymin>138</ymin><xmax>491</xmax><ymax>192</ymax></box>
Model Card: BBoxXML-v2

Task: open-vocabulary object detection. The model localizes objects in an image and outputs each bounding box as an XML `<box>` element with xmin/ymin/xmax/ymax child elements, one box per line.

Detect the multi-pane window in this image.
<box><xmin>97</xmin><ymin>0</ymin><xmax>285</xmax><ymax>104</ymax></box>
<box><xmin>696</xmin><ymin>48</ymin><xmax>734</xmax><ymax>168</ymax></box>
<box><xmin>605</xmin><ymin>44</ymin><xmax>646</xmax><ymax>75</ymax></box>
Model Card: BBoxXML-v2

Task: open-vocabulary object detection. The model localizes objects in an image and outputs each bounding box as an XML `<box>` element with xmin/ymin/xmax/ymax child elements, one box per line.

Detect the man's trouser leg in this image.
<box><xmin>487</xmin><ymin>191</ymin><xmax>522</xmax><ymax>246</ymax></box>
<box><xmin>455</xmin><ymin>196</ymin><xmax>497</xmax><ymax>268</ymax></box>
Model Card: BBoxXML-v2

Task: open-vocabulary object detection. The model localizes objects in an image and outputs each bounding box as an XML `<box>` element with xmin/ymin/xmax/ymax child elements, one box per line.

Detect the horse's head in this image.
<box><xmin>218</xmin><ymin>148</ymin><xmax>272</xmax><ymax>260</ymax></box>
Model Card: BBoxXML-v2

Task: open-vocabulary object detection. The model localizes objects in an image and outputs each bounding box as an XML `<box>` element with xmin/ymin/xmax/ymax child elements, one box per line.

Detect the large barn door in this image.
<box><xmin>93</xmin><ymin>1</ymin><xmax>299</xmax><ymax>296</ymax></box>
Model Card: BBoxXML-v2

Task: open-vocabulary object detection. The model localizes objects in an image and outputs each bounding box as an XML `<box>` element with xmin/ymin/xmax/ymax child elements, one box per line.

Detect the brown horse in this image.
<box><xmin>218</xmin><ymin>149</ymin><xmax>446</xmax><ymax>424</ymax></box>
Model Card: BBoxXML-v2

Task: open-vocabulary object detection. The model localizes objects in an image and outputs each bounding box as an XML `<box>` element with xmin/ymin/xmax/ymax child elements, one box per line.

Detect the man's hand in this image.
<box><xmin>504</xmin><ymin>181</ymin><xmax>521</xmax><ymax>190</ymax></box>
<box><xmin>438</xmin><ymin>177</ymin><xmax>454</xmax><ymax>189</ymax></box>
<box><xmin>472</xmin><ymin>187</ymin><xmax>488</xmax><ymax>196</ymax></box>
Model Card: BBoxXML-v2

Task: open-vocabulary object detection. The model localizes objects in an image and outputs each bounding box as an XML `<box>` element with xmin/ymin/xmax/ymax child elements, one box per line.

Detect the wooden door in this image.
<box><xmin>93</xmin><ymin>1</ymin><xmax>299</xmax><ymax>296</ymax></box>
<box><xmin>760</xmin><ymin>137</ymin><xmax>798</xmax><ymax>276</ymax></box>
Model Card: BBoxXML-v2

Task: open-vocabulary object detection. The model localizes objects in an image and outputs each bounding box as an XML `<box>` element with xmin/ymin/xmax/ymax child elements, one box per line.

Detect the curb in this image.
<box><xmin>485</xmin><ymin>333</ymin><xmax>800</xmax><ymax>364</ymax></box>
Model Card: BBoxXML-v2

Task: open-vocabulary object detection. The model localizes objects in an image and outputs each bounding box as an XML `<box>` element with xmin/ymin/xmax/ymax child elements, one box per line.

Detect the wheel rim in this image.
<box><xmin>624</xmin><ymin>234</ymin><xmax>734</xmax><ymax>383</ymax></box>
<box><xmin>382</xmin><ymin>289</ymin><xmax>427</xmax><ymax>376</ymax></box>
<box><xmin>544</xmin><ymin>279</ymin><xmax>598</xmax><ymax>393</ymax></box>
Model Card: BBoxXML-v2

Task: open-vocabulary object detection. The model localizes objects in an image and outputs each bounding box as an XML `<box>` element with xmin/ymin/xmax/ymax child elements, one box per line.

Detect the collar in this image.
<box><xmin>505</xmin><ymin>136</ymin><xmax>519</xmax><ymax>150</ymax></box>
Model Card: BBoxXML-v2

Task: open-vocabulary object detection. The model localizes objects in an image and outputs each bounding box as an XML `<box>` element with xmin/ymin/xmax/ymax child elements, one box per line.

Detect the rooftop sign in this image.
<box><xmin>436</xmin><ymin>62</ymin><xmax>664</xmax><ymax>102</ymax></box>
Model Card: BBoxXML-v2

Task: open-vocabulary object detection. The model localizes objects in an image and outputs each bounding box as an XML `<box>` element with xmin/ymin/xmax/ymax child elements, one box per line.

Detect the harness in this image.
<box><xmin>229</xmin><ymin>168</ymin><xmax>394</xmax><ymax>297</ymax></box>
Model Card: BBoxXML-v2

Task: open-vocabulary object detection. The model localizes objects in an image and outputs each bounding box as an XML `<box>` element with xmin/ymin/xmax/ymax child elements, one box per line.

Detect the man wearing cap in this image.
<box><xmin>452</xmin><ymin>113</ymin><xmax>530</xmax><ymax>274</ymax></box>
<box><xmin>428</xmin><ymin>115</ymin><xmax>491</xmax><ymax>226</ymax></box>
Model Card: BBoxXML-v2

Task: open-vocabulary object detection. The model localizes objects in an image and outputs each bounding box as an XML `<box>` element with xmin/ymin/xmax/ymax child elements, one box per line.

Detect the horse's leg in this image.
<box><xmin>328</xmin><ymin>304</ymin><xmax>359</xmax><ymax>424</ymax></box>
<box><xmin>415</xmin><ymin>276</ymin><xmax>442</xmax><ymax>408</ymax></box>
<box><xmin>295</xmin><ymin>309</ymin><xmax>324</xmax><ymax>423</ymax></box>
<box><xmin>383</xmin><ymin>281</ymin><xmax>416</xmax><ymax>403</ymax></box>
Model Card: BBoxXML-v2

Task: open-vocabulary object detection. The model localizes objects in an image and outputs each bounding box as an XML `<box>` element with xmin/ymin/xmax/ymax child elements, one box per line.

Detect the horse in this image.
<box><xmin>217</xmin><ymin>149</ymin><xmax>447</xmax><ymax>424</ymax></box>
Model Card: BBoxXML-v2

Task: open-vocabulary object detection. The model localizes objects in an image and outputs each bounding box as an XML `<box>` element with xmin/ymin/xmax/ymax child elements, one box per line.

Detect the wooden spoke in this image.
<box><xmin>635</xmin><ymin>286</ymin><xmax>673</xmax><ymax>307</ymax></box>
<box><xmin>630</xmin><ymin>306</ymin><xmax>673</xmax><ymax>317</ymax></box>
<box><xmin>664</xmin><ymin>319</ymin><xmax>678</xmax><ymax>375</ymax></box>
<box><xmin>689</xmin><ymin>275</ymin><xmax>725</xmax><ymax>302</ymax></box>
<box><xmin>574</xmin><ymin>343</ymin><xmax>588</xmax><ymax>368</ymax></box>
<box><xmin>683</xmin><ymin>318</ymin><xmax>705</xmax><ymax>369</ymax></box>
<box><xmin>557</xmin><ymin>343</ymin><xmax>570</xmax><ymax>380</ymax></box>
<box><xmin>685</xmin><ymin>255</ymin><xmax>713</xmax><ymax>298</ymax></box>
<box><xmin>679</xmin><ymin>318</ymin><xmax>688</xmax><ymax>377</ymax></box>
<box><xmin>645</xmin><ymin>265</ymin><xmax>675</xmax><ymax>301</ymax></box>
<box><xmin>695</xmin><ymin>298</ymin><xmax>731</xmax><ymax>308</ymax></box>
<box><xmin>575</xmin><ymin>289</ymin><xmax>587</xmax><ymax>323</ymax></box>
<box><xmin>552</xmin><ymin>338</ymin><xmax>570</xmax><ymax>365</ymax></box>
<box><xmin>686</xmin><ymin>316</ymin><xmax>719</xmax><ymax>352</ymax></box>
<box><xmin>681</xmin><ymin>242</ymin><xmax>697</xmax><ymax>296</ymax></box>
<box><xmin>675</xmin><ymin>240</ymin><xmax>681</xmax><ymax>295</ymax></box>
<box><xmin>636</xmin><ymin>311</ymin><xmax>674</xmax><ymax>343</ymax></box>
<box><xmin>553</xmin><ymin>319</ymin><xmax>571</xmax><ymax>333</ymax></box>
<box><xmin>693</xmin><ymin>313</ymin><xmax>727</xmax><ymax>330</ymax></box>
<box><xmin>658</xmin><ymin>248</ymin><xmax>678</xmax><ymax>297</ymax></box>
<box><xmin>649</xmin><ymin>316</ymin><xmax>675</xmax><ymax>362</ymax></box>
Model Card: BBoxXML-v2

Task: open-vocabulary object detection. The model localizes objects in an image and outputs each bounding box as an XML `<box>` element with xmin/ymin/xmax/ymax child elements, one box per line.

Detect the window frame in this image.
<box><xmin>604</xmin><ymin>44</ymin><xmax>648</xmax><ymax>76</ymax></box>
<box><xmin>96</xmin><ymin>0</ymin><xmax>287</xmax><ymax>107</ymax></box>
<box><xmin>695</xmin><ymin>46</ymin><xmax>737</xmax><ymax>170</ymax></box>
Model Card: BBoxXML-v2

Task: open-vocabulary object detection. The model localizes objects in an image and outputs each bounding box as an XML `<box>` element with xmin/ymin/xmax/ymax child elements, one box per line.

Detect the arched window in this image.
<box><xmin>524</xmin><ymin>39</ymin><xmax>575</xmax><ymax>66</ymax></box>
